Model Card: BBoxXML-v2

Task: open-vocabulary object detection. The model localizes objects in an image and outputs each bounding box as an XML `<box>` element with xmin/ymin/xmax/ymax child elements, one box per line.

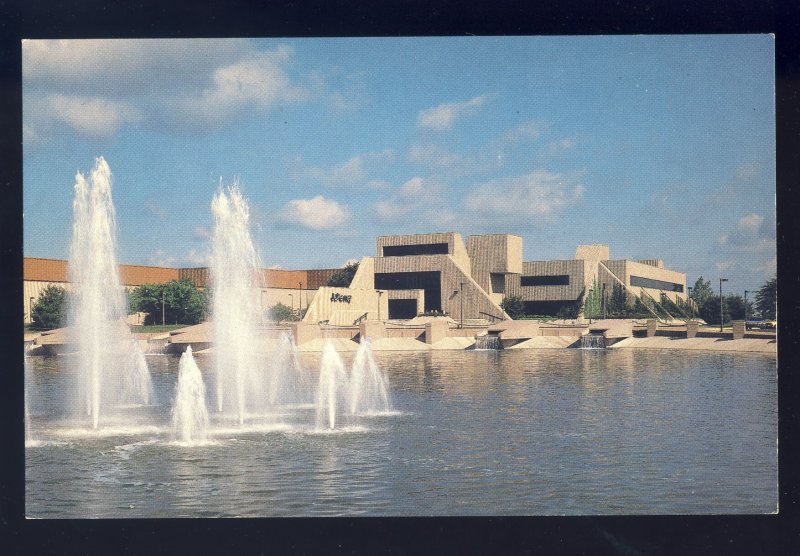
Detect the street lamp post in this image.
<box><xmin>377</xmin><ymin>290</ymin><xmax>383</xmax><ymax>321</ymax></box>
<box><xmin>298</xmin><ymin>282</ymin><xmax>303</xmax><ymax>314</ymax></box>
<box><xmin>719</xmin><ymin>278</ymin><xmax>728</xmax><ymax>332</ymax></box>
<box><xmin>687</xmin><ymin>287</ymin><xmax>694</xmax><ymax>319</ymax></box>
<box><xmin>162</xmin><ymin>292</ymin><xmax>166</xmax><ymax>331</ymax></box>
<box><xmin>460</xmin><ymin>282</ymin><xmax>464</xmax><ymax>329</ymax></box>
<box><xmin>29</xmin><ymin>296</ymin><xmax>34</xmax><ymax>323</ymax></box>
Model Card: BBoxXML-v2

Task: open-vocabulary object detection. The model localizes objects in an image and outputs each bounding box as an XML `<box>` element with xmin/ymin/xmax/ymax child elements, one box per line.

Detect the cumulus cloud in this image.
<box><xmin>462</xmin><ymin>170</ymin><xmax>585</xmax><ymax>226</ymax></box>
<box><xmin>717</xmin><ymin>212</ymin><xmax>773</xmax><ymax>252</ymax></box>
<box><xmin>149</xmin><ymin>249</ymin><xmax>177</xmax><ymax>267</ymax></box>
<box><xmin>408</xmin><ymin>143</ymin><xmax>465</xmax><ymax>168</ymax></box>
<box><xmin>754</xmin><ymin>256</ymin><xmax>777</xmax><ymax>275</ymax></box>
<box><xmin>305</xmin><ymin>149</ymin><xmax>394</xmax><ymax>189</ymax></box>
<box><xmin>33</xmin><ymin>94</ymin><xmax>142</xmax><ymax>137</ymax></box>
<box><xmin>374</xmin><ymin>177</ymin><xmax>431</xmax><ymax>223</ymax></box>
<box><xmin>23</xmin><ymin>39</ymin><xmax>314</xmax><ymax>137</ymax></box>
<box><xmin>184</xmin><ymin>249</ymin><xmax>210</xmax><ymax>266</ymax></box>
<box><xmin>417</xmin><ymin>94</ymin><xmax>490</xmax><ymax>131</ymax></box>
<box><xmin>277</xmin><ymin>195</ymin><xmax>351</xmax><ymax>230</ymax></box>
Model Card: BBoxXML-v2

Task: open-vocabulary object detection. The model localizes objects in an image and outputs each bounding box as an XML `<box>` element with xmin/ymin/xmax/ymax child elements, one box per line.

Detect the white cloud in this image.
<box><xmin>417</xmin><ymin>94</ymin><xmax>490</xmax><ymax>131</ymax></box>
<box><xmin>462</xmin><ymin>170</ymin><xmax>585</xmax><ymax>226</ymax></box>
<box><xmin>149</xmin><ymin>249</ymin><xmax>177</xmax><ymax>267</ymax></box>
<box><xmin>373</xmin><ymin>177</ymin><xmax>431</xmax><ymax>223</ymax></box>
<box><xmin>45</xmin><ymin>94</ymin><xmax>142</xmax><ymax>137</ymax></box>
<box><xmin>174</xmin><ymin>47</ymin><xmax>310</xmax><ymax>124</ymax></box>
<box><xmin>545</xmin><ymin>137</ymin><xmax>577</xmax><ymax>154</ymax></box>
<box><xmin>738</xmin><ymin>213</ymin><xmax>764</xmax><ymax>232</ymax></box>
<box><xmin>278</xmin><ymin>195</ymin><xmax>350</xmax><ymax>230</ymax></box>
<box><xmin>717</xmin><ymin>212</ymin><xmax>773</xmax><ymax>252</ymax></box>
<box><xmin>184</xmin><ymin>249</ymin><xmax>210</xmax><ymax>266</ymax></box>
<box><xmin>305</xmin><ymin>149</ymin><xmax>394</xmax><ymax>189</ymax></box>
<box><xmin>23</xmin><ymin>40</ymin><xmax>316</xmax><ymax>137</ymax></box>
<box><xmin>408</xmin><ymin>143</ymin><xmax>465</xmax><ymax>168</ymax></box>
<box><xmin>267</xmin><ymin>264</ymin><xmax>284</xmax><ymax>270</ymax></box>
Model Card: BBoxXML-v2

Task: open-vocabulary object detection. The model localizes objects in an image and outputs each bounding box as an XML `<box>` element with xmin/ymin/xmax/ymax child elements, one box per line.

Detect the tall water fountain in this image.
<box><xmin>67</xmin><ymin>157</ymin><xmax>153</xmax><ymax>428</ymax></box>
<box><xmin>210</xmin><ymin>183</ymin><xmax>267</xmax><ymax>424</ymax></box>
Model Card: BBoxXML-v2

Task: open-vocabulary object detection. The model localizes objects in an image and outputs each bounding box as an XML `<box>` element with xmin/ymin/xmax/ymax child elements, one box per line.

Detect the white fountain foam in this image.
<box><xmin>268</xmin><ymin>331</ymin><xmax>313</xmax><ymax>407</ymax></box>
<box><xmin>67</xmin><ymin>157</ymin><xmax>153</xmax><ymax>429</ymax></box>
<box><xmin>171</xmin><ymin>346</ymin><xmax>210</xmax><ymax>444</ymax></box>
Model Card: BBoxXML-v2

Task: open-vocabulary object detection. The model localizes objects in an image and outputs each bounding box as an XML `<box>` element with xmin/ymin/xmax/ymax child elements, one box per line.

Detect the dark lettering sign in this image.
<box><xmin>330</xmin><ymin>292</ymin><xmax>352</xmax><ymax>303</ymax></box>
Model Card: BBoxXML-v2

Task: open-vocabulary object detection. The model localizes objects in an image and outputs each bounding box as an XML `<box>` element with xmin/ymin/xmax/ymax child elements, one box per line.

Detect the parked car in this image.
<box><xmin>762</xmin><ymin>319</ymin><xmax>777</xmax><ymax>329</ymax></box>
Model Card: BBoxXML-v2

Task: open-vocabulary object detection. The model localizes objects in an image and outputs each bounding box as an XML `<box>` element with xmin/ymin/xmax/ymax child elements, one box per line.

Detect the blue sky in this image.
<box><xmin>23</xmin><ymin>35</ymin><xmax>775</xmax><ymax>295</ymax></box>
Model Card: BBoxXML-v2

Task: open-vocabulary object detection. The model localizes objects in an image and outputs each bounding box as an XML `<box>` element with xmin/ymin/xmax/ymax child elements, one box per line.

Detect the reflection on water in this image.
<box><xmin>26</xmin><ymin>349</ymin><xmax>777</xmax><ymax>516</ymax></box>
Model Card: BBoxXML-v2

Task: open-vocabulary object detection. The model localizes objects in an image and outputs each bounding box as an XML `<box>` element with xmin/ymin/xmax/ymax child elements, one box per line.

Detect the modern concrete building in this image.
<box><xmin>303</xmin><ymin>232</ymin><xmax>688</xmax><ymax>324</ymax></box>
<box><xmin>24</xmin><ymin>232</ymin><xmax>687</xmax><ymax>325</ymax></box>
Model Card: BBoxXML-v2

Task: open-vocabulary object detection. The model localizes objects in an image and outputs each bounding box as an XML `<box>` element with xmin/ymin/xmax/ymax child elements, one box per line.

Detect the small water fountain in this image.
<box><xmin>172</xmin><ymin>346</ymin><xmax>209</xmax><ymax>443</ymax></box>
<box><xmin>580</xmin><ymin>333</ymin><xmax>606</xmax><ymax>349</ymax></box>
<box><xmin>349</xmin><ymin>339</ymin><xmax>391</xmax><ymax>415</ymax></box>
<box><xmin>268</xmin><ymin>331</ymin><xmax>313</xmax><ymax>407</ymax></box>
<box><xmin>315</xmin><ymin>341</ymin><xmax>350</xmax><ymax>430</ymax></box>
<box><xmin>67</xmin><ymin>157</ymin><xmax>153</xmax><ymax>428</ymax></box>
<box><xmin>475</xmin><ymin>334</ymin><xmax>501</xmax><ymax>350</ymax></box>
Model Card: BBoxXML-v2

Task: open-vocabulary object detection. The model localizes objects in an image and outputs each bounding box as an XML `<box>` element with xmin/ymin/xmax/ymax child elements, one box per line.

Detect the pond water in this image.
<box><xmin>25</xmin><ymin>348</ymin><xmax>777</xmax><ymax>517</ymax></box>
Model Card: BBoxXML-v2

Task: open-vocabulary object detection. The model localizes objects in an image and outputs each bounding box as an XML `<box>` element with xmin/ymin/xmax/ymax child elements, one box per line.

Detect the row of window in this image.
<box><xmin>629</xmin><ymin>275</ymin><xmax>684</xmax><ymax>292</ymax></box>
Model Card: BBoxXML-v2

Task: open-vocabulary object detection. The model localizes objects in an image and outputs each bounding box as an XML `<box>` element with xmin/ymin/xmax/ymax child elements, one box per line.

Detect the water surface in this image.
<box><xmin>26</xmin><ymin>348</ymin><xmax>777</xmax><ymax>516</ymax></box>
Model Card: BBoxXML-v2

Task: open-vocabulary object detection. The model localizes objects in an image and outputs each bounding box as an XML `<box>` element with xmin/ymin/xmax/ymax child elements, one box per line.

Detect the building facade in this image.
<box><xmin>24</xmin><ymin>232</ymin><xmax>687</xmax><ymax>325</ymax></box>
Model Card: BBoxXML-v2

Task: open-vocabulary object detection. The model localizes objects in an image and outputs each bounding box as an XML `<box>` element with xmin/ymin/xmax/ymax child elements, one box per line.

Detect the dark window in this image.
<box><xmin>521</xmin><ymin>275</ymin><xmax>570</xmax><ymax>286</ymax></box>
<box><xmin>388</xmin><ymin>299</ymin><xmax>418</xmax><ymax>319</ymax></box>
<box><xmin>630</xmin><ymin>275</ymin><xmax>684</xmax><ymax>293</ymax></box>
<box><xmin>375</xmin><ymin>271</ymin><xmax>441</xmax><ymax>312</ymax></box>
<box><xmin>522</xmin><ymin>300</ymin><xmax>575</xmax><ymax>317</ymax></box>
<box><xmin>382</xmin><ymin>243</ymin><xmax>449</xmax><ymax>257</ymax></box>
<box><xmin>490</xmin><ymin>273</ymin><xmax>506</xmax><ymax>293</ymax></box>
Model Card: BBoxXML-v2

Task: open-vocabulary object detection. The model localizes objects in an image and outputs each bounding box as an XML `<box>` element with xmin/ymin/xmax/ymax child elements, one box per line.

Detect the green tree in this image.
<box><xmin>755</xmin><ymin>276</ymin><xmax>776</xmax><ymax>320</ymax></box>
<box><xmin>724</xmin><ymin>294</ymin><xmax>751</xmax><ymax>321</ymax></box>
<box><xmin>129</xmin><ymin>280</ymin><xmax>207</xmax><ymax>325</ymax></box>
<box><xmin>327</xmin><ymin>261</ymin><xmax>359</xmax><ymax>287</ymax></box>
<box><xmin>268</xmin><ymin>302</ymin><xmax>300</xmax><ymax>322</ymax></box>
<box><xmin>30</xmin><ymin>285</ymin><xmax>67</xmax><ymax>330</ymax></box>
<box><xmin>689</xmin><ymin>276</ymin><xmax>714</xmax><ymax>307</ymax></box>
<box><xmin>607</xmin><ymin>283</ymin><xmax>628</xmax><ymax>317</ymax></box>
<box><xmin>500</xmin><ymin>295</ymin><xmax>525</xmax><ymax>319</ymax></box>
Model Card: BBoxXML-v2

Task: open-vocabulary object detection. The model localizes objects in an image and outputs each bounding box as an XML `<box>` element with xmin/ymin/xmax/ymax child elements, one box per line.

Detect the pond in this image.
<box><xmin>25</xmin><ymin>348</ymin><xmax>777</xmax><ymax>517</ymax></box>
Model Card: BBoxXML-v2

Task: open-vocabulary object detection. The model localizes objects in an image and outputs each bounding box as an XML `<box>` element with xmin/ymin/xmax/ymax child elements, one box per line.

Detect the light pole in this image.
<box><xmin>162</xmin><ymin>291</ymin><xmax>166</xmax><ymax>331</ymax></box>
<box><xmin>377</xmin><ymin>290</ymin><xmax>383</xmax><ymax>321</ymax></box>
<box><xmin>298</xmin><ymin>281</ymin><xmax>303</xmax><ymax>314</ymax></box>
<box><xmin>687</xmin><ymin>286</ymin><xmax>693</xmax><ymax>319</ymax></box>
<box><xmin>460</xmin><ymin>281</ymin><xmax>464</xmax><ymax>329</ymax></box>
<box><xmin>29</xmin><ymin>296</ymin><xmax>34</xmax><ymax>324</ymax></box>
<box><xmin>719</xmin><ymin>278</ymin><xmax>728</xmax><ymax>332</ymax></box>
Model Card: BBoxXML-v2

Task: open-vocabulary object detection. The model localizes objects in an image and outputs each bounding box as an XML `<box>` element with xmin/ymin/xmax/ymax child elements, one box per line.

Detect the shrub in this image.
<box><xmin>129</xmin><ymin>279</ymin><xmax>207</xmax><ymax>326</ymax></box>
<box><xmin>327</xmin><ymin>262</ymin><xmax>359</xmax><ymax>287</ymax></box>
<box><xmin>500</xmin><ymin>295</ymin><xmax>525</xmax><ymax>319</ymax></box>
<box><xmin>268</xmin><ymin>302</ymin><xmax>300</xmax><ymax>322</ymax></box>
<box><xmin>30</xmin><ymin>285</ymin><xmax>67</xmax><ymax>330</ymax></box>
